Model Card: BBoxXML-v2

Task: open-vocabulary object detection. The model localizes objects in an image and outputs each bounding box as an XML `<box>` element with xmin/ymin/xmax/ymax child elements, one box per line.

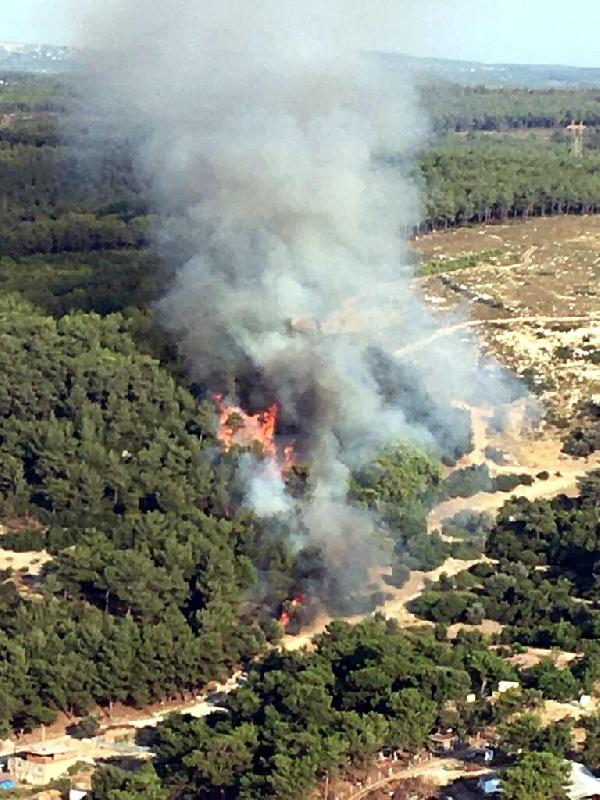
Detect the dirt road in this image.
<box><xmin>338</xmin><ymin>756</ymin><xmax>489</xmax><ymax>800</ymax></box>
<box><xmin>395</xmin><ymin>313</ymin><xmax>600</xmax><ymax>359</ymax></box>
<box><xmin>428</xmin><ymin>465</ymin><xmax>592</xmax><ymax>531</ymax></box>
<box><xmin>284</xmin><ymin>399</ymin><xmax>599</xmax><ymax>652</ymax></box>
<box><xmin>430</xmin><ymin>398</ymin><xmax>599</xmax><ymax>529</ymax></box>
<box><xmin>0</xmin><ymin>673</ymin><xmax>243</xmax><ymax>763</ymax></box>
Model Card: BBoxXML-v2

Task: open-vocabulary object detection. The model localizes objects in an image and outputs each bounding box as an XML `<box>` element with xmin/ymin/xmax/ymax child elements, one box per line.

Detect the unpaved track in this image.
<box><xmin>339</xmin><ymin>756</ymin><xmax>488</xmax><ymax>800</ymax></box>
<box><xmin>0</xmin><ymin>673</ymin><xmax>243</xmax><ymax>760</ymax></box>
<box><xmin>428</xmin><ymin>464</ymin><xmax>595</xmax><ymax>531</ymax></box>
<box><xmin>429</xmin><ymin>399</ymin><xmax>599</xmax><ymax>531</ymax></box>
<box><xmin>282</xmin><ymin>557</ymin><xmax>483</xmax><ymax>652</ymax></box>
<box><xmin>284</xmin><ymin>400</ymin><xmax>600</xmax><ymax>652</ymax></box>
<box><xmin>395</xmin><ymin>313</ymin><xmax>600</xmax><ymax>359</ymax></box>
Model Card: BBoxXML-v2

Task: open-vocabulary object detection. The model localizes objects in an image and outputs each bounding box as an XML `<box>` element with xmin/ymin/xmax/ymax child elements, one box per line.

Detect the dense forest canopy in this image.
<box><xmin>130</xmin><ymin>475</ymin><xmax>600</xmax><ymax>800</ymax></box>
<box><xmin>1</xmin><ymin>69</ymin><xmax>600</xmax><ymax>800</ymax></box>
<box><xmin>1</xmin><ymin>73</ymin><xmax>599</xmax><ymax>315</ymax></box>
<box><xmin>128</xmin><ymin>617</ymin><xmax>510</xmax><ymax>800</ymax></box>
<box><xmin>423</xmin><ymin>83</ymin><xmax>600</xmax><ymax>132</ymax></box>
<box><xmin>0</xmin><ymin>295</ymin><xmax>262</xmax><ymax>732</ymax></box>
<box><xmin>0</xmin><ymin>73</ymin><xmax>464</xmax><ymax>741</ymax></box>
<box><xmin>416</xmin><ymin>134</ymin><xmax>600</xmax><ymax>229</ymax></box>
<box><xmin>0</xmin><ymin>292</ymin><xmax>453</xmax><ymax>735</ymax></box>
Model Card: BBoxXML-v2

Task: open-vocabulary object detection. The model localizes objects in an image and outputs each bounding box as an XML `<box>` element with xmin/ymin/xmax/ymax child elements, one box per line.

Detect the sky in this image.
<box><xmin>3</xmin><ymin>0</ymin><xmax>600</xmax><ymax>68</ymax></box>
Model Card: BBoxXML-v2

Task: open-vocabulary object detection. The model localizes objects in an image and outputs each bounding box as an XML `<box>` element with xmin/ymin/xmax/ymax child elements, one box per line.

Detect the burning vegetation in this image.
<box><xmin>77</xmin><ymin>0</ymin><xmax>522</xmax><ymax>631</ymax></box>
<box><xmin>214</xmin><ymin>394</ymin><xmax>296</xmax><ymax>476</ymax></box>
<box><xmin>278</xmin><ymin>593</ymin><xmax>305</xmax><ymax>630</ymax></box>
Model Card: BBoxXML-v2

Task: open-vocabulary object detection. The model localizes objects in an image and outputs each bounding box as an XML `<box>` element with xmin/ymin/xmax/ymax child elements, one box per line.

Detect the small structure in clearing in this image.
<box><xmin>7</xmin><ymin>745</ymin><xmax>85</xmax><ymax>786</ymax></box>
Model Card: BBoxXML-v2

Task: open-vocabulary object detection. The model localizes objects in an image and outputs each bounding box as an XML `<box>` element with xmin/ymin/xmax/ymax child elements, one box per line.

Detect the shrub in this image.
<box><xmin>389</xmin><ymin>563</ymin><xmax>411</xmax><ymax>589</ymax></box>
<box><xmin>68</xmin><ymin>714</ymin><xmax>101</xmax><ymax>739</ymax></box>
<box><xmin>442</xmin><ymin>464</ymin><xmax>493</xmax><ymax>499</ymax></box>
<box><xmin>524</xmin><ymin>659</ymin><xmax>580</xmax><ymax>702</ymax></box>
<box><xmin>0</xmin><ymin>528</ymin><xmax>46</xmax><ymax>552</ymax></box>
<box><xmin>493</xmin><ymin>473</ymin><xmax>534</xmax><ymax>493</ymax></box>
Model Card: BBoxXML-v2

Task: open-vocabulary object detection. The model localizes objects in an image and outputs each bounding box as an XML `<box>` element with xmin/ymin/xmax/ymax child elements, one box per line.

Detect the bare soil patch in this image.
<box><xmin>282</xmin><ymin>557</ymin><xmax>484</xmax><ymax>651</ymax></box>
<box><xmin>412</xmin><ymin>216</ymin><xmax>600</xmax><ymax>418</ymax></box>
<box><xmin>0</xmin><ymin>548</ymin><xmax>51</xmax><ymax>577</ymax></box>
<box><xmin>506</xmin><ymin>646</ymin><xmax>579</xmax><ymax>670</ymax></box>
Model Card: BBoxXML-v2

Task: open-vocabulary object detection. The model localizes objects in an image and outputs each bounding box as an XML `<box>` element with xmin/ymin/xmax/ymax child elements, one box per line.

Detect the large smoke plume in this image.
<box><xmin>74</xmin><ymin>1</ymin><xmax>517</xmax><ymax>604</ymax></box>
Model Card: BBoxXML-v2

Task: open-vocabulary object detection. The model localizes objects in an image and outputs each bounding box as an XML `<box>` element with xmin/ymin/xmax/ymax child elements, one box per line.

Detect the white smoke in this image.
<box><xmin>244</xmin><ymin>458</ymin><xmax>293</xmax><ymax>518</ymax></box>
<box><xmin>72</xmin><ymin>1</ymin><xmax>518</xmax><ymax>582</ymax></box>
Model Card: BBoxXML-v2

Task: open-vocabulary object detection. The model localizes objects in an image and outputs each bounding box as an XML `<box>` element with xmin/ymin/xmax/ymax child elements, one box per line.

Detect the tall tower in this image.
<box><xmin>566</xmin><ymin>120</ymin><xmax>586</xmax><ymax>158</ymax></box>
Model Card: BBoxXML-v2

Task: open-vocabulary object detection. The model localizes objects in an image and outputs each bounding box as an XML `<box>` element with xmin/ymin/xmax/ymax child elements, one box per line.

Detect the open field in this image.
<box><xmin>412</xmin><ymin>215</ymin><xmax>600</xmax><ymax>417</ymax></box>
<box><xmin>330</xmin><ymin>216</ymin><xmax>599</xmax><ymax>420</ymax></box>
<box><xmin>429</xmin><ymin>399</ymin><xmax>600</xmax><ymax>528</ymax></box>
<box><xmin>0</xmin><ymin>547</ymin><xmax>51</xmax><ymax>578</ymax></box>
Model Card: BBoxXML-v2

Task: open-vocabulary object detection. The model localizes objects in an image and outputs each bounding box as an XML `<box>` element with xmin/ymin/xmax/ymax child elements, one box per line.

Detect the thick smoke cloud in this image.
<box><xmin>74</xmin><ymin>1</ymin><xmax>517</xmax><ymax>598</ymax></box>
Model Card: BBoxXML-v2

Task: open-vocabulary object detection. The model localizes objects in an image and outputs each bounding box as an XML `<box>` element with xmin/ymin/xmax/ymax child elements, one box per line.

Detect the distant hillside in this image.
<box><xmin>2</xmin><ymin>42</ymin><xmax>599</xmax><ymax>87</ymax></box>
<box><xmin>0</xmin><ymin>42</ymin><xmax>76</xmax><ymax>73</ymax></box>
<box><xmin>376</xmin><ymin>52</ymin><xmax>600</xmax><ymax>88</ymax></box>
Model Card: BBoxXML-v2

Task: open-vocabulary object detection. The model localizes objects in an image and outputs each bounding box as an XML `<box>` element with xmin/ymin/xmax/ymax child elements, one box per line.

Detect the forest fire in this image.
<box><xmin>279</xmin><ymin>594</ymin><xmax>305</xmax><ymax>629</ymax></box>
<box><xmin>214</xmin><ymin>394</ymin><xmax>295</xmax><ymax>474</ymax></box>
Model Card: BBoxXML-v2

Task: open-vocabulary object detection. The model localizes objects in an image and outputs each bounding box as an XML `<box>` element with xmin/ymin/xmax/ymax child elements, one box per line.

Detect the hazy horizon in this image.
<box><xmin>3</xmin><ymin>0</ymin><xmax>600</xmax><ymax>70</ymax></box>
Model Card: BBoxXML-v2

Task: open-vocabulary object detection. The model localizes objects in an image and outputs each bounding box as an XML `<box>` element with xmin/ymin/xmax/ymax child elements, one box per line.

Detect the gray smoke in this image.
<box><xmin>74</xmin><ymin>1</ymin><xmax>518</xmax><ymax>590</ymax></box>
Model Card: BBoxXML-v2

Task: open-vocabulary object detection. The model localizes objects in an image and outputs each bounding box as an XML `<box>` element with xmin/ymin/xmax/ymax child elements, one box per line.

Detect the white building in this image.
<box><xmin>478</xmin><ymin>775</ymin><xmax>502</xmax><ymax>795</ymax></box>
<box><xmin>569</xmin><ymin>762</ymin><xmax>600</xmax><ymax>800</ymax></box>
<box><xmin>7</xmin><ymin>746</ymin><xmax>80</xmax><ymax>786</ymax></box>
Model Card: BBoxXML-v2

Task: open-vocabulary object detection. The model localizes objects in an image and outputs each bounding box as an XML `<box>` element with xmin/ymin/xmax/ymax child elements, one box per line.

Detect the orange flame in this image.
<box><xmin>214</xmin><ymin>394</ymin><xmax>295</xmax><ymax>474</ymax></box>
<box><xmin>279</xmin><ymin>610</ymin><xmax>291</xmax><ymax>628</ymax></box>
<box><xmin>283</xmin><ymin>444</ymin><xmax>296</xmax><ymax>471</ymax></box>
<box><xmin>279</xmin><ymin>594</ymin><xmax>304</xmax><ymax>629</ymax></box>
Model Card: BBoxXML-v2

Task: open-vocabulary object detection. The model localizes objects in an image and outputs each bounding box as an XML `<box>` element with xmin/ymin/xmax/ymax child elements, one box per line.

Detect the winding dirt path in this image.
<box><xmin>429</xmin><ymin>399</ymin><xmax>599</xmax><ymax>530</ymax></box>
<box><xmin>339</xmin><ymin>756</ymin><xmax>487</xmax><ymax>800</ymax></box>
<box><xmin>395</xmin><ymin>313</ymin><xmax>600</xmax><ymax>359</ymax></box>
<box><xmin>428</xmin><ymin>462</ymin><xmax>595</xmax><ymax>531</ymax></box>
<box><xmin>283</xmin><ymin>400</ymin><xmax>599</xmax><ymax>652</ymax></box>
<box><xmin>282</xmin><ymin>557</ymin><xmax>483</xmax><ymax>652</ymax></box>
